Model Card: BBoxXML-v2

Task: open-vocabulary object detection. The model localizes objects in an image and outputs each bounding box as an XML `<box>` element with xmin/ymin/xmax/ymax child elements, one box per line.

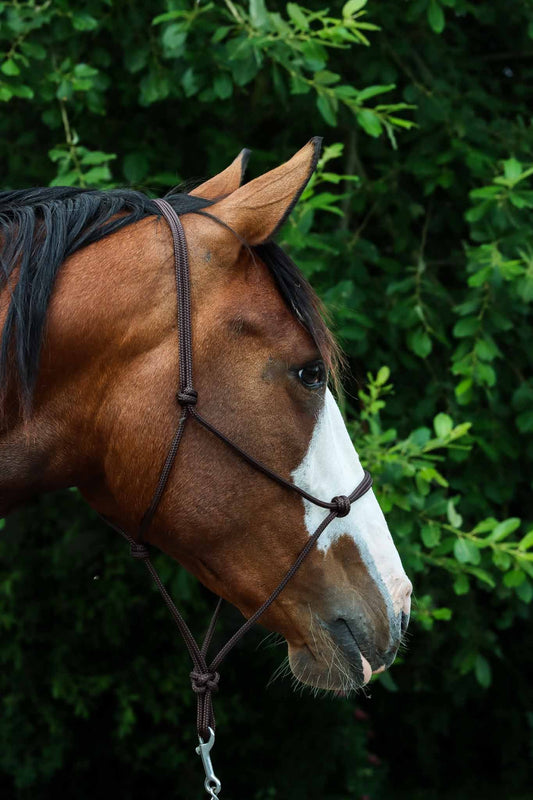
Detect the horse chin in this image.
<box><xmin>287</xmin><ymin>642</ymin><xmax>370</xmax><ymax>694</ymax></box>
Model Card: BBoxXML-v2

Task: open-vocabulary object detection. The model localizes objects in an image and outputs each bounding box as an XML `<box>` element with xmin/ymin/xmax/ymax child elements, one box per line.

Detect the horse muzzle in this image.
<box><xmin>324</xmin><ymin>614</ymin><xmax>405</xmax><ymax>677</ymax></box>
<box><xmin>287</xmin><ymin>590</ymin><xmax>411</xmax><ymax>692</ymax></box>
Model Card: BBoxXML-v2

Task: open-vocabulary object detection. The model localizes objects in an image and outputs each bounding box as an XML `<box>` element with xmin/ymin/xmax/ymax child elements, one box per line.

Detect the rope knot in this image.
<box><xmin>130</xmin><ymin>541</ymin><xmax>150</xmax><ymax>559</ymax></box>
<box><xmin>177</xmin><ymin>387</ymin><xmax>198</xmax><ymax>406</ymax></box>
<box><xmin>190</xmin><ymin>670</ymin><xmax>220</xmax><ymax>695</ymax></box>
<box><xmin>331</xmin><ymin>495</ymin><xmax>351</xmax><ymax>518</ymax></box>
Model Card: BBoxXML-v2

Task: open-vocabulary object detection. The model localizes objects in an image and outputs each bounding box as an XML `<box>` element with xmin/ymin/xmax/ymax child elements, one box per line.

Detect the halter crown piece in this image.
<box><xmin>105</xmin><ymin>198</ymin><xmax>373</xmax><ymax>799</ymax></box>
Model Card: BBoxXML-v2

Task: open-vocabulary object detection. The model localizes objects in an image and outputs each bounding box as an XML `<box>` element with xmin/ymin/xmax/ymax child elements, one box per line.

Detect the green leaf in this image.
<box><xmin>427</xmin><ymin>0</ymin><xmax>445</xmax><ymax>34</ymax></box>
<box><xmin>476</xmin><ymin>362</ymin><xmax>496</xmax><ymax>387</ymax></box>
<box><xmin>181</xmin><ymin>67</ymin><xmax>199</xmax><ymax>97</ymax></box>
<box><xmin>475</xmin><ymin>655</ymin><xmax>492</xmax><ymax>688</ymax></box>
<box><xmin>314</xmin><ymin>71</ymin><xmax>341</xmax><ymax>87</ymax></box>
<box><xmin>228</xmin><ymin>39</ymin><xmax>260</xmax><ymax>86</ymax></box>
<box><xmin>377</xmin><ymin>669</ymin><xmax>398</xmax><ymax>691</ymax></box>
<box><xmin>447</xmin><ymin>500</ymin><xmax>463</xmax><ymax>529</ymax></box>
<box><xmin>503</xmin><ymin>569</ymin><xmax>525</xmax><ymax>588</ymax></box>
<box><xmin>519</xmin><ymin>530</ymin><xmax>533</xmax><ymax>551</ymax></box>
<box><xmin>421</xmin><ymin>524</ymin><xmax>441</xmax><ymax>548</ymax></box>
<box><xmin>407</xmin><ymin>328</ymin><xmax>432</xmax><ymax>358</ymax></box>
<box><xmin>434</xmin><ymin>413</ymin><xmax>453</xmax><ymax>438</ymax></box>
<box><xmin>410</xmin><ymin>426</ymin><xmax>431</xmax><ymax>447</ymax></box>
<box><xmin>317</xmin><ymin>94</ymin><xmax>337</xmax><ymax>126</ymax></box>
<box><xmin>473</xmin><ymin>518</ymin><xmax>497</xmax><ymax>534</ymax></box>
<box><xmin>468</xmin><ymin>567</ymin><xmax>496</xmax><ymax>588</ymax></box>
<box><xmin>516</xmin><ymin>410</ymin><xmax>533</xmax><ymax>433</ymax></box>
<box><xmin>343</xmin><ymin>0</ymin><xmax>367</xmax><ymax>15</ymax></box>
<box><xmin>376</xmin><ymin>366</ymin><xmax>390</xmax><ymax>386</ymax></box>
<box><xmin>286</xmin><ymin>3</ymin><xmax>309</xmax><ymax>30</ymax></box>
<box><xmin>1</xmin><ymin>59</ymin><xmax>20</xmax><ymax>76</ymax></box>
<box><xmin>290</xmin><ymin>73</ymin><xmax>310</xmax><ymax>95</ymax></box>
<box><xmin>503</xmin><ymin>158</ymin><xmax>522</xmax><ymax>182</ymax></box>
<box><xmin>475</xmin><ymin>338</ymin><xmax>499</xmax><ymax>362</ymax></box>
<box><xmin>454</xmin><ymin>379</ymin><xmax>473</xmax><ymax>405</ymax></box>
<box><xmin>71</xmin><ymin>13</ymin><xmax>99</xmax><ymax>31</ymax></box>
<box><xmin>73</xmin><ymin>63</ymin><xmax>99</xmax><ymax>79</ymax></box>
<box><xmin>20</xmin><ymin>41</ymin><xmax>46</xmax><ymax>60</ymax></box>
<box><xmin>432</xmin><ymin>607</ymin><xmax>452</xmax><ymax>621</ymax></box>
<box><xmin>152</xmin><ymin>10</ymin><xmax>187</xmax><ymax>25</ymax></box>
<box><xmin>487</xmin><ymin>518</ymin><xmax>520</xmax><ymax>542</ymax></box>
<box><xmin>162</xmin><ymin>23</ymin><xmax>187</xmax><ymax>54</ymax></box>
<box><xmin>83</xmin><ymin>166</ymin><xmax>112</xmax><ymax>185</ymax></box>
<box><xmin>213</xmin><ymin>73</ymin><xmax>233</xmax><ymax>99</ymax></box>
<box><xmin>139</xmin><ymin>72</ymin><xmax>170</xmax><ymax>104</ymax></box>
<box><xmin>11</xmin><ymin>82</ymin><xmax>33</xmax><ymax>99</ymax></box>
<box><xmin>453</xmin><ymin>317</ymin><xmax>478</xmax><ymax>337</ymax></box>
<box><xmin>124</xmin><ymin>48</ymin><xmax>148</xmax><ymax>74</ymax></box>
<box><xmin>356</xmin><ymin>108</ymin><xmax>383</xmax><ymax>137</ymax></box>
<box><xmin>470</xmin><ymin>186</ymin><xmax>500</xmax><ymax>200</ymax></box>
<box><xmin>56</xmin><ymin>80</ymin><xmax>73</xmax><ymax>101</ymax></box>
<box><xmin>357</xmin><ymin>84</ymin><xmax>395</xmax><ymax>102</ymax></box>
<box><xmin>250</xmin><ymin>0</ymin><xmax>270</xmax><ymax>29</ymax></box>
<box><xmin>80</xmin><ymin>150</ymin><xmax>115</xmax><ymax>166</ymax></box>
<box><xmin>454</xmin><ymin>538</ymin><xmax>480</xmax><ymax>565</ymax></box>
<box><xmin>212</xmin><ymin>25</ymin><xmax>232</xmax><ymax>43</ymax></box>
<box><xmin>453</xmin><ymin>573</ymin><xmax>470</xmax><ymax>595</ymax></box>
<box><xmin>449</xmin><ymin>422</ymin><xmax>471</xmax><ymax>440</ymax></box>
<box><xmin>422</xmin><ymin>467</ymin><xmax>448</xmax><ymax>487</ymax></box>
<box><xmin>492</xmin><ymin>550</ymin><xmax>512</xmax><ymax>570</ymax></box>
<box><xmin>301</xmin><ymin>40</ymin><xmax>327</xmax><ymax>71</ymax></box>
<box><xmin>48</xmin><ymin>148</ymin><xmax>67</xmax><ymax>162</ymax></box>
<box><xmin>516</xmin><ymin>580</ymin><xmax>533</xmax><ymax>604</ymax></box>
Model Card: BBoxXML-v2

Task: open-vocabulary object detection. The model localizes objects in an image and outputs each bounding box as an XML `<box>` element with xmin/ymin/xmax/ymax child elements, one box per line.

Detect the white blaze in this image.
<box><xmin>291</xmin><ymin>389</ymin><xmax>409</xmax><ymax>618</ymax></box>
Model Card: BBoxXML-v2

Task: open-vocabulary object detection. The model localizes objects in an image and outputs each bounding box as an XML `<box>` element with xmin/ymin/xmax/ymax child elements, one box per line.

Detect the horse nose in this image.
<box><xmin>324</xmin><ymin>579</ymin><xmax>412</xmax><ymax>679</ymax></box>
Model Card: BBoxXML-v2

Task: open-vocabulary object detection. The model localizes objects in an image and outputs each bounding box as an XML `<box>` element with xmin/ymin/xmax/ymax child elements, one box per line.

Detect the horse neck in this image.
<box><xmin>0</xmin><ymin>216</ymin><xmax>175</xmax><ymax>518</ymax></box>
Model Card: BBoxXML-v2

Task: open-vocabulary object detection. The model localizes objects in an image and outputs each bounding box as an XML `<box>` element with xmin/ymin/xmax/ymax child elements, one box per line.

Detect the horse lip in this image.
<box><xmin>337</xmin><ymin>618</ymin><xmax>374</xmax><ymax>682</ymax></box>
<box><xmin>313</xmin><ymin>616</ymin><xmax>372</xmax><ymax>685</ymax></box>
<box><xmin>320</xmin><ymin>616</ymin><xmax>379</xmax><ymax>677</ymax></box>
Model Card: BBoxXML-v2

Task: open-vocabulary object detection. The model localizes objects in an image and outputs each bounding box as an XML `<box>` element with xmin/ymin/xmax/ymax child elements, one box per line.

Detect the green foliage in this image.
<box><xmin>354</xmin><ymin>369</ymin><xmax>533</xmax><ymax>620</ymax></box>
<box><xmin>1</xmin><ymin>0</ymin><xmax>533</xmax><ymax>797</ymax></box>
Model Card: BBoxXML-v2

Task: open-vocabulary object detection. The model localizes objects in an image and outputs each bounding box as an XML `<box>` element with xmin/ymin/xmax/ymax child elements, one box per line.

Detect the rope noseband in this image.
<box><xmin>106</xmin><ymin>198</ymin><xmax>373</xmax><ymax>797</ymax></box>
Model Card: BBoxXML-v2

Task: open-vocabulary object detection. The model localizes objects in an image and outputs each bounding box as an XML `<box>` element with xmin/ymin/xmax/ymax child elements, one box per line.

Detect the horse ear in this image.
<box><xmin>189</xmin><ymin>149</ymin><xmax>251</xmax><ymax>200</ymax></box>
<box><xmin>207</xmin><ymin>138</ymin><xmax>322</xmax><ymax>246</ymax></box>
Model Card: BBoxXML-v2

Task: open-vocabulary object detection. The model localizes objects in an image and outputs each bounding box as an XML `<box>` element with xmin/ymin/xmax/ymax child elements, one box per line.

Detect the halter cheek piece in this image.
<box><xmin>105</xmin><ymin>198</ymin><xmax>372</xmax><ymax>799</ymax></box>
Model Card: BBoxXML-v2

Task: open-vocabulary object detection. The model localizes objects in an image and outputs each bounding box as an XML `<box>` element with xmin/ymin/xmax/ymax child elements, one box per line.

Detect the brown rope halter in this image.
<box><xmin>105</xmin><ymin>198</ymin><xmax>373</xmax><ymax>797</ymax></box>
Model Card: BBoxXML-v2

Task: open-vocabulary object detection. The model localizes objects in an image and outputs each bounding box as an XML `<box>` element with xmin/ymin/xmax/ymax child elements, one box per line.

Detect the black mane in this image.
<box><xmin>0</xmin><ymin>186</ymin><xmax>337</xmax><ymax>412</ymax></box>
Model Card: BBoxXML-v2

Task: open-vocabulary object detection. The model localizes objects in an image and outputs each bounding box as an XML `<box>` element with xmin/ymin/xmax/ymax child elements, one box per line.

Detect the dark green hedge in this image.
<box><xmin>1</xmin><ymin>1</ymin><xmax>533</xmax><ymax>797</ymax></box>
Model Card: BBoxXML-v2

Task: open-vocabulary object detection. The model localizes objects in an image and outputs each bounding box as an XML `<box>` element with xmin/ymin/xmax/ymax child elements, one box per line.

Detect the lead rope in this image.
<box><xmin>105</xmin><ymin>198</ymin><xmax>373</xmax><ymax>798</ymax></box>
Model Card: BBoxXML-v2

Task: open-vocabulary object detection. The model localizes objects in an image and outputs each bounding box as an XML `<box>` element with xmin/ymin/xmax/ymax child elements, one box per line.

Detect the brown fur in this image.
<box><xmin>0</xmin><ymin>143</ymin><xmax>394</xmax><ymax>691</ymax></box>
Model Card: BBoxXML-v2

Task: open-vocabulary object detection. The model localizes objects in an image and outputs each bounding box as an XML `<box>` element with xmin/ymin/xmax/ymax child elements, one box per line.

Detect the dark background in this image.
<box><xmin>1</xmin><ymin>1</ymin><xmax>533</xmax><ymax>797</ymax></box>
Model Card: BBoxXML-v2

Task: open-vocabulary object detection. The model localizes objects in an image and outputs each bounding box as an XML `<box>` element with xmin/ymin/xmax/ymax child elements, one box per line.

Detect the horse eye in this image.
<box><xmin>297</xmin><ymin>361</ymin><xmax>326</xmax><ymax>390</ymax></box>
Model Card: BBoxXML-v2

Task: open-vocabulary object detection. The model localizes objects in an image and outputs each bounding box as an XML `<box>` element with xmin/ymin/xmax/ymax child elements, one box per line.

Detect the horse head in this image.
<box><xmin>0</xmin><ymin>140</ymin><xmax>411</xmax><ymax>692</ymax></box>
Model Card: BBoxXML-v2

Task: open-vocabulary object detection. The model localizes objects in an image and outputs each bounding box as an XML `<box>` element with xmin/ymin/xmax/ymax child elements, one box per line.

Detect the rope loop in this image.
<box><xmin>190</xmin><ymin>670</ymin><xmax>220</xmax><ymax>695</ymax></box>
<box><xmin>331</xmin><ymin>495</ymin><xmax>351</xmax><ymax>518</ymax></box>
<box><xmin>130</xmin><ymin>541</ymin><xmax>150</xmax><ymax>559</ymax></box>
<box><xmin>177</xmin><ymin>387</ymin><xmax>198</xmax><ymax>406</ymax></box>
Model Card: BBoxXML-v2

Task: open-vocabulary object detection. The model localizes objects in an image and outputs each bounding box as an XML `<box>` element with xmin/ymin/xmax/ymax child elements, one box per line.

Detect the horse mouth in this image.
<box><xmin>287</xmin><ymin>640</ymin><xmax>375</xmax><ymax>693</ymax></box>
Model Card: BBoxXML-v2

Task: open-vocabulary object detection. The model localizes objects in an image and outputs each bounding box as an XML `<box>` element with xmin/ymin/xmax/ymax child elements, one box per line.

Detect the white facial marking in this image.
<box><xmin>291</xmin><ymin>389</ymin><xmax>410</xmax><ymax>619</ymax></box>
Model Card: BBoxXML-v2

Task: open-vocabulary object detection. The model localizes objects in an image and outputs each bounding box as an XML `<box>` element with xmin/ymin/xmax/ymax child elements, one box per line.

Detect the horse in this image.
<box><xmin>0</xmin><ymin>139</ymin><xmax>412</xmax><ymax>702</ymax></box>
